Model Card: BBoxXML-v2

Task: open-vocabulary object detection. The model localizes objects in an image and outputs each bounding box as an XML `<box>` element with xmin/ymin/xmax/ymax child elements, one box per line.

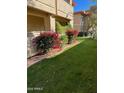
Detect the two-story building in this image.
<box><xmin>74</xmin><ymin>6</ymin><xmax>97</xmax><ymax>33</ymax></box>
<box><xmin>27</xmin><ymin>0</ymin><xmax>74</xmax><ymax>32</ymax></box>
<box><xmin>74</xmin><ymin>11</ymin><xmax>90</xmax><ymax>32</ymax></box>
<box><xmin>27</xmin><ymin>0</ymin><xmax>74</xmax><ymax>57</ymax></box>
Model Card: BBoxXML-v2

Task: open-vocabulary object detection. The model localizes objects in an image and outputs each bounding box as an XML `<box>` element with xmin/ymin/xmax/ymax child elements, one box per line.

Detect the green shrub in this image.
<box><xmin>66</xmin><ymin>23</ymin><xmax>72</xmax><ymax>30</ymax></box>
<box><xmin>60</xmin><ymin>35</ymin><xmax>68</xmax><ymax>47</ymax></box>
<box><xmin>66</xmin><ymin>29</ymin><xmax>79</xmax><ymax>44</ymax></box>
<box><xmin>56</xmin><ymin>22</ymin><xmax>63</xmax><ymax>34</ymax></box>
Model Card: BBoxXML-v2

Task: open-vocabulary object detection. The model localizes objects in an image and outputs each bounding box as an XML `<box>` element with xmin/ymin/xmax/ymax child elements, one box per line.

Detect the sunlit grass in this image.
<box><xmin>28</xmin><ymin>38</ymin><xmax>97</xmax><ymax>93</ymax></box>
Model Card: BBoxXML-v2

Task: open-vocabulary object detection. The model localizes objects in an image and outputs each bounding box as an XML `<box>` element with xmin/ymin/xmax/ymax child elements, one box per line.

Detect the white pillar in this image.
<box><xmin>70</xmin><ymin>14</ymin><xmax>74</xmax><ymax>28</ymax></box>
<box><xmin>70</xmin><ymin>20</ymin><xmax>73</xmax><ymax>28</ymax></box>
<box><xmin>50</xmin><ymin>16</ymin><xmax>56</xmax><ymax>32</ymax></box>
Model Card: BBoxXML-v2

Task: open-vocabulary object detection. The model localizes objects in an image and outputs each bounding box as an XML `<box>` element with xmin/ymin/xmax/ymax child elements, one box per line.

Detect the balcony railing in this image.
<box><xmin>57</xmin><ymin>0</ymin><xmax>73</xmax><ymax>19</ymax></box>
<box><xmin>27</xmin><ymin>0</ymin><xmax>56</xmax><ymax>14</ymax></box>
<box><xmin>27</xmin><ymin>0</ymin><xmax>73</xmax><ymax>19</ymax></box>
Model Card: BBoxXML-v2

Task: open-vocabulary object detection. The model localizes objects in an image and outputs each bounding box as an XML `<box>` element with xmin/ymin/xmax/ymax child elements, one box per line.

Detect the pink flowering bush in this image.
<box><xmin>32</xmin><ymin>31</ymin><xmax>61</xmax><ymax>54</ymax></box>
<box><xmin>66</xmin><ymin>29</ymin><xmax>79</xmax><ymax>44</ymax></box>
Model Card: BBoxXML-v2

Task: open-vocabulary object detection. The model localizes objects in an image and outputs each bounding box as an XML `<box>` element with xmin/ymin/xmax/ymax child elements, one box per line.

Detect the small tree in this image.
<box><xmin>82</xmin><ymin>6</ymin><xmax>97</xmax><ymax>38</ymax></box>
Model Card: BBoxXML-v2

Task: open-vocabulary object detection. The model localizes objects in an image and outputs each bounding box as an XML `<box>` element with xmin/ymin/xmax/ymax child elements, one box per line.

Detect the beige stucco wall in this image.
<box><xmin>27</xmin><ymin>15</ymin><xmax>45</xmax><ymax>31</ymax></box>
<box><xmin>57</xmin><ymin>0</ymin><xmax>73</xmax><ymax>20</ymax></box>
<box><xmin>27</xmin><ymin>7</ymin><xmax>51</xmax><ymax>31</ymax></box>
<box><xmin>70</xmin><ymin>16</ymin><xmax>74</xmax><ymax>27</ymax></box>
<box><xmin>27</xmin><ymin>0</ymin><xmax>56</xmax><ymax>15</ymax></box>
<box><xmin>27</xmin><ymin>0</ymin><xmax>73</xmax><ymax>20</ymax></box>
<box><xmin>27</xmin><ymin>0</ymin><xmax>74</xmax><ymax>57</ymax></box>
<box><xmin>50</xmin><ymin>16</ymin><xmax>56</xmax><ymax>31</ymax></box>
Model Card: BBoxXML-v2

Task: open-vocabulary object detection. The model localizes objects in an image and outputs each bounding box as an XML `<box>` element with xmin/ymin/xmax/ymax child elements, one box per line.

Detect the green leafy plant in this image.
<box><xmin>56</xmin><ymin>22</ymin><xmax>72</xmax><ymax>34</ymax></box>
<box><xmin>56</xmin><ymin>22</ymin><xmax>62</xmax><ymax>33</ymax></box>
<box><xmin>60</xmin><ymin>35</ymin><xmax>68</xmax><ymax>47</ymax></box>
<box><xmin>66</xmin><ymin>23</ymin><xmax>72</xmax><ymax>30</ymax></box>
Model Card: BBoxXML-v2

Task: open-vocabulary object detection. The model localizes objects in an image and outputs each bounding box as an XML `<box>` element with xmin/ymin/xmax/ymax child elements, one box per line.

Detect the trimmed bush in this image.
<box><xmin>52</xmin><ymin>33</ymin><xmax>62</xmax><ymax>49</ymax></box>
<box><xmin>66</xmin><ymin>29</ymin><xmax>79</xmax><ymax>44</ymax></box>
<box><xmin>32</xmin><ymin>31</ymin><xmax>61</xmax><ymax>54</ymax></box>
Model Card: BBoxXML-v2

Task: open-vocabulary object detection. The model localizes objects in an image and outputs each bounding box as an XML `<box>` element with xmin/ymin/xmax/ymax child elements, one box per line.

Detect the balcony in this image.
<box><xmin>27</xmin><ymin>0</ymin><xmax>56</xmax><ymax>14</ymax></box>
<box><xmin>27</xmin><ymin>0</ymin><xmax>73</xmax><ymax>20</ymax></box>
<box><xmin>57</xmin><ymin>0</ymin><xmax>73</xmax><ymax>20</ymax></box>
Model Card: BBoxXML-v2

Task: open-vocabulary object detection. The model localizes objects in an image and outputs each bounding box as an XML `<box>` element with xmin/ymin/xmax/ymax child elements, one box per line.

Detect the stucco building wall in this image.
<box><xmin>27</xmin><ymin>0</ymin><xmax>74</xmax><ymax>57</ymax></box>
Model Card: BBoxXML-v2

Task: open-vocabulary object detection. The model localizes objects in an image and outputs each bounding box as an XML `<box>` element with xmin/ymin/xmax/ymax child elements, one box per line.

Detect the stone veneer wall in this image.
<box><xmin>27</xmin><ymin>31</ymin><xmax>41</xmax><ymax>58</ymax></box>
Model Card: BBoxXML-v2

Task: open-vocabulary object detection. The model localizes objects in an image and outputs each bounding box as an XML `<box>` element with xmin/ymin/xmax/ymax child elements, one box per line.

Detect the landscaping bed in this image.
<box><xmin>27</xmin><ymin>40</ymin><xmax>82</xmax><ymax>67</ymax></box>
<box><xmin>28</xmin><ymin>29</ymin><xmax>79</xmax><ymax>67</ymax></box>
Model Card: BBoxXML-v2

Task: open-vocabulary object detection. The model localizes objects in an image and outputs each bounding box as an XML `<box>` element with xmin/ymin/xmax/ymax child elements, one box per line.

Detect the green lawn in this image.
<box><xmin>27</xmin><ymin>38</ymin><xmax>97</xmax><ymax>93</ymax></box>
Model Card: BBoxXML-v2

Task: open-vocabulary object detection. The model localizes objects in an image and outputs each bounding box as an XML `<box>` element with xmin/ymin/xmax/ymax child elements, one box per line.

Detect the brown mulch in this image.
<box><xmin>27</xmin><ymin>41</ymin><xmax>81</xmax><ymax>68</ymax></box>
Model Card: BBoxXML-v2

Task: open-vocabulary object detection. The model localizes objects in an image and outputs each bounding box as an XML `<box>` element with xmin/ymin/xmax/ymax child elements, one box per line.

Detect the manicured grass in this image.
<box><xmin>28</xmin><ymin>38</ymin><xmax>97</xmax><ymax>93</ymax></box>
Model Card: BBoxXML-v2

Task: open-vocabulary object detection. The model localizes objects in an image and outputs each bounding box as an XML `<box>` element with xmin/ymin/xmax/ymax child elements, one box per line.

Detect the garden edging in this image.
<box><xmin>27</xmin><ymin>40</ymin><xmax>83</xmax><ymax>68</ymax></box>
